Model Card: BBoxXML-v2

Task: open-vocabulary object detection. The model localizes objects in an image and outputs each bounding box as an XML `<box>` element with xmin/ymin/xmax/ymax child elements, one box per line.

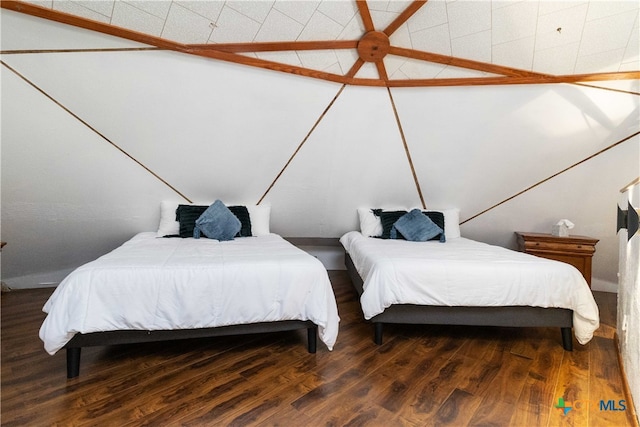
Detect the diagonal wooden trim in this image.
<box><xmin>257</xmin><ymin>85</ymin><xmax>347</xmax><ymax>205</ymax></box>
<box><xmin>461</xmin><ymin>131</ymin><xmax>640</xmax><ymax>225</ymax></box>
<box><xmin>573</xmin><ymin>82</ymin><xmax>640</xmax><ymax>97</ymax></box>
<box><xmin>356</xmin><ymin>0</ymin><xmax>375</xmax><ymax>32</ymax></box>
<box><xmin>188</xmin><ymin>40</ymin><xmax>357</xmax><ymax>53</ymax></box>
<box><xmin>0</xmin><ymin>47</ymin><xmax>160</xmax><ymax>55</ymax></box>
<box><xmin>1</xmin><ymin>60</ymin><xmax>192</xmax><ymax>203</ymax></box>
<box><xmin>620</xmin><ymin>177</ymin><xmax>640</xmax><ymax>193</ymax></box>
<box><xmin>386</xmin><ymin>87</ymin><xmax>426</xmax><ymax>209</ymax></box>
<box><xmin>384</xmin><ymin>1</ymin><xmax>428</xmax><ymax>36</ymax></box>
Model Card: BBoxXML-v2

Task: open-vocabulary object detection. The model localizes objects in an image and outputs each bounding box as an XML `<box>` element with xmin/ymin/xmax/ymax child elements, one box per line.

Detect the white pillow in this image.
<box><xmin>156</xmin><ymin>201</ymin><xmax>271</xmax><ymax>237</ymax></box>
<box><xmin>358</xmin><ymin>208</ymin><xmax>383</xmax><ymax>237</ymax></box>
<box><xmin>246</xmin><ymin>204</ymin><xmax>271</xmax><ymax>236</ymax></box>
<box><xmin>358</xmin><ymin>207</ymin><xmax>461</xmax><ymax>239</ymax></box>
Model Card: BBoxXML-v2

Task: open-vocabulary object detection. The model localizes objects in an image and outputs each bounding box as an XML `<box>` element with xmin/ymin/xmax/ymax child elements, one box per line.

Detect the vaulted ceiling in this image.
<box><xmin>3</xmin><ymin>0</ymin><xmax>639</xmax><ymax>87</ymax></box>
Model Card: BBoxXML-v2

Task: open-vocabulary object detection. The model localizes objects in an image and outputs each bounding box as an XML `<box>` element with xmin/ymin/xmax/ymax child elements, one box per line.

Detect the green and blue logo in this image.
<box><xmin>555</xmin><ymin>397</ymin><xmax>572</xmax><ymax>415</ymax></box>
<box><xmin>555</xmin><ymin>396</ymin><xmax>626</xmax><ymax>416</ymax></box>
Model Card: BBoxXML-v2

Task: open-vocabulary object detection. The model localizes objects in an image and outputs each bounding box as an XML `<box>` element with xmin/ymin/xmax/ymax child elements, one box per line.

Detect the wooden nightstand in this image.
<box><xmin>515</xmin><ymin>232</ymin><xmax>598</xmax><ymax>287</ymax></box>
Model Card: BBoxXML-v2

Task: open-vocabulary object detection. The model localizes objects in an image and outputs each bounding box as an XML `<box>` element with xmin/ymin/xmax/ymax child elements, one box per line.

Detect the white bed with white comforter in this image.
<box><xmin>340</xmin><ymin>231</ymin><xmax>599</xmax><ymax>345</ymax></box>
<box><xmin>40</xmin><ymin>232</ymin><xmax>340</xmax><ymax>355</ymax></box>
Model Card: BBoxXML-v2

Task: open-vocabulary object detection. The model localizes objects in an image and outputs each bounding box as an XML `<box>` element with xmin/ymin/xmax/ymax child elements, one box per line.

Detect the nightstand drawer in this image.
<box><xmin>522</xmin><ymin>240</ymin><xmax>596</xmax><ymax>255</ymax></box>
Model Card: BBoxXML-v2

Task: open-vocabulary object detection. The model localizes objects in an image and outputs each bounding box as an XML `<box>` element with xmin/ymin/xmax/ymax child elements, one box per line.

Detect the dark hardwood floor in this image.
<box><xmin>1</xmin><ymin>271</ymin><xmax>636</xmax><ymax>426</ymax></box>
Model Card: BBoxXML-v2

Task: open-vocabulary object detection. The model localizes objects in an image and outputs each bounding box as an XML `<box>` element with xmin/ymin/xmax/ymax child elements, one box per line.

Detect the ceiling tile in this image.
<box><xmin>386</xmin><ymin>1</ymin><xmax>413</xmax><ymax>14</ymax></box>
<box><xmin>396</xmin><ymin>58</ymin><xmax>447</xmax><ymax>79</ymax></box>
<box><xmin>452</xmin><ymin>30</ymin><xmax>491</xmax><ymax>63</ymax></box>
<box><xmin>52</xmin><ymin>1</ymin><xmax>110</xmax><ymax>23</ymax></box>
<box><xmin>446</xmin><ymin>0</ymin><xmax>491</xmax><ymax>39</ymax></box>
<box><xmin>575</xmin><ymin>48</ymin><xmax>626</xmax><ymax>73</ymax></box>
<box><xmin>407</xmin><ymin>0</ymin><xmax>447</xmax><ymax>33</ymax></box>
<box><xmin>209</xmin><ymin>6</ymin><xmax>260</xmax><ymax>43</ymax></box>
<box><xmin>389</xmin><ymin>22</ymin><xmax>411</xmax><ymax>49</ymax></box>
<box><xmin>586</xmin><ymin>0</ymin><xmax>639</xmax><ymax>21</ymax></box>
<box><xmin>370</xmin><ymin>10</ymin><xmax>400</xmax><ymax>31</ymax></box>
<box><xmin>411</xmin><ymin>23</ymin><xmax>452</xmax><ymax>56</ymax></box>
<box><xmin>492</xmin><ymin>1</ymin><xmax>538</xmax><ymax>45</ymax></box>
<box><xmin>122</xmin><ymin>1</ymin><xmax>171</xmax><ymax>20</ymax></box>
<box><xmin>353</xmin><ymin>62</ymin><xmax>379</xmax><ymax>79</ymax></box>
<box><xmin>334</xmin><ymin>49</ymin><xmax>359</xmax><ymax>74</ymax></box>
<box><xmin>174</xmin><ymin>1</ymin><xmax>224</xmax><ymax>22</ymax></box>
<box><xmin>621</xmin><ymin>17</ymin><xmax>639</xmax><ymax>67</ymax></box>
<box><xmin>535</xmin><ymin>3</ymin><xmax>588</xmax><ymax>51</ymax></box>
<box><xmin>493</xmin><ymin>36</ymin><xmax>535</xmax><ymax>71</ymax></box>
<box><xmin>316</xmin><ymin>0</ymin><xmax>358</xmax><ymax>27</ymax></box>
<box><xmin>273</xmin><ymin>0</ymin><xmax>320</xmax><ymax>25</ymax></box>
<box><xmin>162</xmin><ymin>3</ymin><xmax>213</xmax><ymax>44</ymax></box>
<box><xmin>255</xmin><ymin>50</ymin><xmax>302</xmax><ymax>66</ymax></box>
<box><xmin>579</xmin><ymin>10</ymin><xmax>637</xmax><ymax>56</ymax></box>
<box><xmin>533</xmin><ymin>41</ymin><xmax>580</xmax><ymax>74</ymax></box>
<box><xmin>111</xmin><ymin>2</ymin><xmax>164</xmax><ymax>36</ymax></box>
<box><xmin>336</xmin><ymin>14</ymin><xmax>365</xmax><ymax>40</ymax></box>
<box><xmin>297</xmin><ymin>49</ymin><xmax>339</xmax><ymax>71</ymax></box>
<box><xmin>70</xmin><ymin>1</ymin><xmax>114</xmax><ymax>18</ymax></box>
<box><xmin>255</xmin><ymin>8</ymin><xmax>304</xmax><ymax>42</ymax></box>
<box><xmin>297</xmin><ymin>10</ymin><xmax>345</xmax><ymax>41</ymax></box>
<box><xmin>538</xmin><ymin>1</ymin><xmax>588</xmax><ymax>16</ymax></box>
<box><xmin>383</xmin><ymin>54</ymin><xmax>406</xmax><ymax>77</ymax></box>
<box><xmin>436</xmin><ymin>66</ymin><xmax>493</xmax><ymax>79</ymax></box>
<box><xmin>226</xmin><ymin>1</ymin><xmax>274</xmax><ymax>23</ymax></box>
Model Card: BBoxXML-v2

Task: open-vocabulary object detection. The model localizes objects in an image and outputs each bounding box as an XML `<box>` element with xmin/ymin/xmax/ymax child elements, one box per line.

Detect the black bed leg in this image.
<box><xmin>307</xmin><ymin>327</ymin><xmax>317</xmax><ymax>353</ymax></box>
<box><xmin>66</xmin><ymin>347</ymin><xmax>81</xmax><ymax>378</ymax></box>
<box><xmin>374</xmin><ymin>323</ymin><xmax>383</xmax><ymax>345</ymax></box>
<box><xmin>561</xmin><ymin>328</ymin><xmax>573</xmax><ymax>351</ymax></box>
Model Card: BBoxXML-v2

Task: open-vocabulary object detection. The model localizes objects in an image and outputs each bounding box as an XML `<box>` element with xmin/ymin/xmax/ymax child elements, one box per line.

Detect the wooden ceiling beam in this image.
<box><xmin>3</xmin><ymin>0</ymin><xmax>638</xmax><ymax>88</ymax></box>
<box><xmin>384</xmin><ymin>1</ymin><xmax>428</xmax><ymax>36</ymax></box>
<box><xmin>388</xmin><ymin>46</ymin><xmax>549</xmax><ymax>78</ymax></box>
<box><xmin>190</xmin><ymin>40</ymin><xmax>357</xmax><ymax>53</ymax></box>
<box><xmin>356</xmin><ymin>0</ymin><xmax>376</xmax><ymax>32</ymax></box>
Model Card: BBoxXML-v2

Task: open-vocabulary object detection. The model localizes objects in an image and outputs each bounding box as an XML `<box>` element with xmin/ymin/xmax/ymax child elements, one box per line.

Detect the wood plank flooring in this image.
<box><xmin>1</xmin><ymin>271</ymin><xmax>636</xmax><ymax>426</ymax></box>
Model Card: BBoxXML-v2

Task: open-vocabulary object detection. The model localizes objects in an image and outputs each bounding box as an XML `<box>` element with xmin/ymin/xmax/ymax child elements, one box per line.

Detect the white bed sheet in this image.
<box><xmin>340</xmin><ymin>231</ymin><xmax>599</xmax><ymax>345</ymax></box>
<box><xmin>40</xmin><ymin>232</ymin><xmax>340</xmax><ymax>354</ymax></box>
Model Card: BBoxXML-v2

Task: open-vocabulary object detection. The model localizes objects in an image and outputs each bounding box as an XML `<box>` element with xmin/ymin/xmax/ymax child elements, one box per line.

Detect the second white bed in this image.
<box><xmin>340</xmin><ymin>231</ymin><xmax>599</xmax><ymax>345</ymax></box>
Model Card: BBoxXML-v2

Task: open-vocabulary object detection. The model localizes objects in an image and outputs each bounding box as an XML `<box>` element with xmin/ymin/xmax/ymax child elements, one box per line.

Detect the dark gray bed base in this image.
<box><xmin>64</xmin><ymin>320</ymin><xmax>317</xmax><ymax>378</ymax></box>
<box><xmin>345</xmin><ymin>254</ymin><xmax>573</xmax><ymax>351</ymax></box>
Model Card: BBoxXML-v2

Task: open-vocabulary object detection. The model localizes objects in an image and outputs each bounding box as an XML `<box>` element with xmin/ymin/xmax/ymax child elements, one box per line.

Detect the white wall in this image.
<box><xmin>1</xmin><ymin>10</ymin><xmax>639</xmax><ymax>292</ymax></box>
<box><xmin>618</xmin><ymin>185</ymin><xmax>640</xmax><ymax>423</ymax></box>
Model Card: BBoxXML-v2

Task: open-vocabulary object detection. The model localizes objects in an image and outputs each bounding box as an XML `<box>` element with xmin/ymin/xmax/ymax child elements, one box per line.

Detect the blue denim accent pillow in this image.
<box><xmin>391</xmin><ymin>209</ymin><xmax>445</xmax><ymax>242</ymax></box>
<box><xmin>193</xmin><ymin>200</ymin><xmax>241</xmax><ymax>240</ymax></box>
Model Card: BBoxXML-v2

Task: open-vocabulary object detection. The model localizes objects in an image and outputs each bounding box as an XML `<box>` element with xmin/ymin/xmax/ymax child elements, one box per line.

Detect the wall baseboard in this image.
<box><xmin>2</xmin><ymin>268</ymin><xmax>75</xmax><ymax>289</ymax></box>
<box><xmin>592</xmin><ymin>277</ymin><xmax>618</xmax><ymax>293</ymax></box>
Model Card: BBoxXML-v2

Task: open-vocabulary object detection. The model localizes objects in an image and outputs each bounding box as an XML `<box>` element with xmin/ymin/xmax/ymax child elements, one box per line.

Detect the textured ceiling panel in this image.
<box><xmin>7</xmin><ymin>0</ymin><xmax>640</xmax><ymax>86</ymax></box>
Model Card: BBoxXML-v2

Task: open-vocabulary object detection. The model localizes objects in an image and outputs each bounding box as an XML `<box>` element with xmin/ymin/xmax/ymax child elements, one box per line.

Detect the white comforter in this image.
<box><xmin>40</xmin><ymin>232</ymin><xmax>340</xmax><ymax>354</ymax></box>
<box><xmin>340</xmin><ymin>231</ymin><xmax>599</xmax><ymax>345</ymax></box>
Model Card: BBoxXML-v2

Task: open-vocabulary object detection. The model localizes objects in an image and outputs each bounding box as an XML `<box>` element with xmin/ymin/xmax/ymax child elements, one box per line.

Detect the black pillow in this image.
<box><xmin>422</xmin><ymin>211</ymin><xmax>445</xmax><ymax>235</ymax></box>
<box><xmin>372</xmin><ymin>209</ymin><xmax>407</xmax><ymax>239</ymax></box>
<box><xmin>228</xmin><ymin>205</ymin><xmax>252</xmax><ymax>237</ymax></box>
<box><xmin>175</xmin><ymin>204</ymin><xmax>252</xmax><ymax>238</ymax></box>
<box><xmin>373</xmin><ymin>209</ymin><xmax>445</xmax><ymax>240</ymax></box>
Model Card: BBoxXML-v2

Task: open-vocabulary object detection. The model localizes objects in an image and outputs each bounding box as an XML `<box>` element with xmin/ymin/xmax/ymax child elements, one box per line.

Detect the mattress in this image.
<box><xmin>340</xmin><ymin>231</ymin><xmax>599</xmax><ymax>344</ymax></box>
<box><xmin>40</xmin><ymin>232</ymin><xmax>340</xmax><ymax>354</ymax></box>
